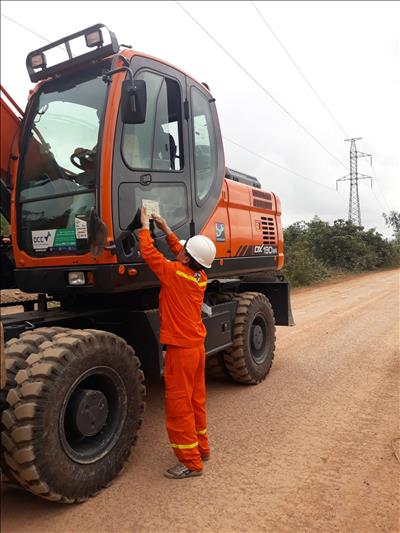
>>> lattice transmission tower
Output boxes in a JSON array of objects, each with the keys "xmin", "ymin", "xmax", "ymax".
[{"xmin": 336, "ymin": 138, "xmax": 372, "ymax": 226}]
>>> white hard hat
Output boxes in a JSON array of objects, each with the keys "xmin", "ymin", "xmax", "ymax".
[{"xmin": 185, "ymin": 235, "xmax": 216, "ymax": 269}]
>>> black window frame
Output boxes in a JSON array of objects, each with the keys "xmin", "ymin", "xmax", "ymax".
[{"xmin": 190, "ymin": 85, "xmax": 218, "ymax": 208}]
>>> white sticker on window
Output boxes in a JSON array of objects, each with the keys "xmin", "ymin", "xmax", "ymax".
[
  {"xmin": 142, "ymin": 199, "xmax": 160, "ymax": 217},
  {"xmin": 75, "ymin": 217, "xmax": 88, "ymax": 239}
]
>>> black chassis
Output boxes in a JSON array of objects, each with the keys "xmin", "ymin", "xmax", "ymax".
[
  {"xmin": 1, "ymin": 278, "xmax": 293, "ymax": 377},
  {"xmin": 1, "ymin": 294, "xmax": 236, "ymax": 378}
]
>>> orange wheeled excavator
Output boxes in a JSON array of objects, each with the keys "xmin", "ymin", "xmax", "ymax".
[{"xmin": 0, "ymin": 23, "xmax": 293, "ymax": 503}]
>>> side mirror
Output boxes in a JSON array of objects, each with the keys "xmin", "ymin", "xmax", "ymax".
[
  {"xmin": 121, "ymin": 79, "xmax": 147, "ymax": 124},
  {"xmin": 88, "ymin": 207, "xmax": 108, "ymax": 257}
]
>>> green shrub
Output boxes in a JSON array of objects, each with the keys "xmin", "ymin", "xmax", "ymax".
[
  {"xmin": 282, "ymin": 243, "xmax": 329, "ymax": 287},
  {"xmin": 282, "ymin": 217, "xmax": 399, "ymax": 287}
]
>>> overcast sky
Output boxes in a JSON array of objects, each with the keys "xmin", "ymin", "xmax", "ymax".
[{"xmin": 1, "ymin": 1, "xmax": 399, "ymax": 237}]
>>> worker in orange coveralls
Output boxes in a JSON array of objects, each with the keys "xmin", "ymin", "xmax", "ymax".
[{"xmin": 138, "ymin": 208, "xmax": 216, "ymax": 479}]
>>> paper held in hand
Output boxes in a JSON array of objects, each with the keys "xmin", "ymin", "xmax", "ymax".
[{"xmin": 142, "ymin": 199, "xmax": 160, "ymax": 217}]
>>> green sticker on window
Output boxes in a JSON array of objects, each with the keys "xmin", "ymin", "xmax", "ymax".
[{"xmin": 53, "ymin": 228, "xmax": 76, "ymax": 247}]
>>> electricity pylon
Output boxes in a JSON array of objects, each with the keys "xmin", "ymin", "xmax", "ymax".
[{"xmin": 336, "ymin": 138, "xmax": 372, "ymax": 226}]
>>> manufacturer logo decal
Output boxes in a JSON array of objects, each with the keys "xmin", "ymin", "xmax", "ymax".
[
  {"xmin": 32, "ymin": 228, "xmax": 77, "ymax": 252},
  {"xmin": 32, "ymin": 229, "xmax": 56, "ymax": 250},
  {"xmin": 254, "ymin": 245, "xmax": 277, "ymax": 255},
  {"xmin": 215, "ymin": 222, "xmax": 225, "ymax": 242},
  {"xmin": 235, "ymin": 244, "xmax": 278, "ymax": 256}
]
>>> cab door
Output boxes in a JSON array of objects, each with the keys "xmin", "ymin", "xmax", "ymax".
[
  {"xmin": 111, "ymin": 56, "xmax": 192, "ymax": 262},
  {"xmin": 185, "ymin": 79, "xmax": 227, "ymax": 257}
]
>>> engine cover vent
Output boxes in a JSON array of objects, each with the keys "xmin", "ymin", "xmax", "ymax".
[
  {"xmin": 252, "ymin": 189, "xmax": 272, "ymax": 210},
  {"xmin": 252, "ymin": 189, "xmax": 272, "ymax": 201},
  {"xmin": 261, "ymin": 216, "xmax": 277, "ymax": 245},
  {"xmin": 253, "ymin": 199, "xmax": 273, "ymax": 210}
]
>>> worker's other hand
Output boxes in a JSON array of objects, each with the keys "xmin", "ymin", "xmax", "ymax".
[
  {"xmin": 71, "ymin": 147, "xmax": 96, "ymax": 171},
  {"xmin": 140, "ymin": 207, "xmax": 150, "ymax": 229},
  {"xmin": 151, "ymin": 214, "xmax": 171, "ymax": 235}
]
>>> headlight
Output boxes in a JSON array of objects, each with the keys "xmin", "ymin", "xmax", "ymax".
[
  {"xmin": 68, "ymin": 272, "xmax": 86, "ymax": 286},
  {"xmin": 30, "ymin": 53, "xmax": 46, "ymax": 69},
  {"xmin": 85, "ymin": 29, "xmax": 104, "ymax": 48}
]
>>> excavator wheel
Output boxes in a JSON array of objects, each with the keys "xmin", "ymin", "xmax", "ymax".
[
  {"xmin": 0, "ymin": 323, "xmax": 5, "ymax": 390},
  {"xmin": 1, "ymin": 327, "xmax": 71, "ymax": 488},
  {"xmin": 1, "ymin": 329, "xmax": 145, "ymax": 503},
  {"xmin": 0, "ymin": 323, "xmax": 12, "ymax": 487},
  {"xmin": 205, "ymin": 351, "xmax": 227, "ymax": 380},
  {"xmin": 223, "ymin": 292, "xmax": 276, "ymax": 385}
]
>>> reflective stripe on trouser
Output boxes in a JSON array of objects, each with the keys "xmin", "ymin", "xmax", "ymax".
[{"xmin": 164, "ymin": 344, "xmax": 210, "ymax": 471}]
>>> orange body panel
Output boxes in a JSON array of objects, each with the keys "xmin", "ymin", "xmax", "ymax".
[
  {"xmin": 200, "ymin": 178, "xmax": 284, "ymax": 269},
  {"xmin": 274, "ymin": 193, "xmax": 284, "ymax": 269},
  {"xmin": 0, "ymin": 85, "xmax": 22, "ymax": 183}
]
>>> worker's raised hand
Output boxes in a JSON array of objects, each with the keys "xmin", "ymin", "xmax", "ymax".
[
  {"xmin": 151, "ymin": 215, "xmax": 171, "ymax": 235},
  {"xmin": 140, "ymin": 207, "xmax": 150, "ymax": 229}
]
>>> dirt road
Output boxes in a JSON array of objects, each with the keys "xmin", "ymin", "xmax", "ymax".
[{"xmin": 1, "ymin": 269, "xmax": 399, "ymax": 533}]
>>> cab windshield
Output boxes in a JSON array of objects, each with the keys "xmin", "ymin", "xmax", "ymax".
[{"xmin": 18, "ymin": 69, "xmax": 108, "ymax": 255}]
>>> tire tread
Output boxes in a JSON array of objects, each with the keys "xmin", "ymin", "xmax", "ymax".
[
  {"xmin": 223, "ymin": 292, "xmax": 276, "ymax": 385},
  {"xmin": 2, "ymin": 328, "xmax": 145, "ymax": 503}
]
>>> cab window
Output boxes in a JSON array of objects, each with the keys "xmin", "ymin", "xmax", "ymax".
[
  {"xmin": 191, "ymin": 87, "xmax": 217, "ymax": 204},
  {"xmin": 121, "ymin": 71, "xmax": 183, "ymax": 171},
  {"xmin": 118, "ymin": 182, "xmax": 188, "ymax": 235}
]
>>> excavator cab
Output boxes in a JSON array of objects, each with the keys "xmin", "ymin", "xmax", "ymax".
[{"xmin": 11, "ymin": 23, "xmax": 234, "ymax": 294}]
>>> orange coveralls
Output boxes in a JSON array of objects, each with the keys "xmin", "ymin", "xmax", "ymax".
[{"xmin": 138, "ymin": 228, "xmax": 209, "ymax": 471}]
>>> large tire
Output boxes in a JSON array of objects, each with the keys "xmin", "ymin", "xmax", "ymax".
[
  {"xmin": 1, "ymin": 327, "xmax": 70, "ymax": 487},
  {"xmin": 223, "ymin": 292, "xmax": 276, "ymax": 385},
  {"xmin": 205, "ymin": 352, "xmax": 227, "ymax": 380},
  {"xmin": 3, "ymin": 328, "xmax": 70, "ymax": 393},
  {"xmin": 1, "ymin": 329, "xmax": 145, "ymax": 503},
  {"xmin": 0, "ymin": 323, "xmax": 5, "ymax": 390}
]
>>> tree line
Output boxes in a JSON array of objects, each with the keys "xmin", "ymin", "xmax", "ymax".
[{"xmin": 282, "ymin": 212, "xmax": 400, "ymax": 286}]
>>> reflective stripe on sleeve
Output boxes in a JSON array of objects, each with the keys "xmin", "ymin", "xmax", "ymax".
[
  {"xmin": 176, "ymin": 270, "xmax": 207, "ymax": 287},
  {"xmin": 197, "ymin": 428, "xmax": 207, "ymax": 435},
  {"xmin": 170, "ymin": 440, "xmax": 199, "ymax": 450}
]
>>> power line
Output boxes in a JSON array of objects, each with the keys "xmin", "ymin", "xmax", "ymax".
[
  {"xmin": 1, "ymin": 13, "xmax": 65, "ymax": 51},
  {"xmin": 176, "ymin": 1, "xmax": 349, "ymax": 171},
  {"xmin": 370, "ymin": 164, "xmax": 392, "ymax": 212},
  {"xmin": 250, "ymin": 1, "xmax": 349, "ymax": 139},
  {"xmin": 360, "ymin": 138, "xmax": 392, "ymax": 212},
  {"xmin": 368, "ymin": 183, "xmax": 386, "ymax": 215},
  {"xmin": 223, "ymin": 136, "xmax": 338, "ymax": 192}
]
